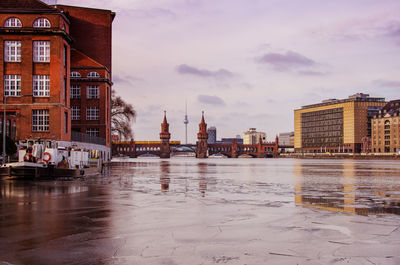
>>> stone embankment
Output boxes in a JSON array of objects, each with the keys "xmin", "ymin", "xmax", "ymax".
[{"xmin": 280, "ymin": 153, "xmax": 400, "ymax": 160}]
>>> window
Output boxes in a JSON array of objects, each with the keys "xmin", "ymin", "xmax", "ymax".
[
  {"xmin": 86, "ymin": 106, "xmax": 99, "ymax": 120},
  {"xmin": 87, "ymin": 128, "xmax": 99, "ymax": 137},
  {"xmin": 4, "ymin": 41, "xmax": 21, "ymax": 62},
  {"xmin": 4, "ymin": 18, "xmax": 22, "ymax": 27},
  {"xmin": 33, "ymin": 18, "xmax": 51, "ymax": 28},
  {"xmin": 63, "ymin": 78, "xmax": 66, "ymax": 100},
  {"xmin": 33, "ymin": 41, "xmax": 50, "ymax": 62},
  {"xmin": 64, "ymin": 112, "xmax": 68, "ymax": 133},
  {"xmin": 70, "ymin": 71, "xmax": 81, "ymax": 78},
  {"xmin": 70, "ymin": 85, "xmax": 80, "ymax": 99},
  {"xmin": 87, "ymin": 85, "xmax": 99, "ymax": 99},
  {"xmin": 4, "ymin": 75, "xmax": 21, "ymax": 96},
  {"xmin": 0, "ymin": 120, "xmax": 2, "ymax": 134},
  {"xmin": 32, "ymin": 109, "xmax": 49, "ymax": 131},
  {"xmin": 63, "ymin": 45, "xmax": 67, "ymax": 67},
  {"xmin": 33, "ymin": 75, "xmax": 50, "ymax": 97},
  {"xmin": 71, "ymin": 106, "xmax": 80, "ymax": 120},
  {"xmin": 87, "ymin": 71, "xmax": 99, "ymax": 78}
]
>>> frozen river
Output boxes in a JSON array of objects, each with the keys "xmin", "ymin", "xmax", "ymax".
[{"xmin": 1, "ymin": 158, "xmax": 400, "ymax": 264}]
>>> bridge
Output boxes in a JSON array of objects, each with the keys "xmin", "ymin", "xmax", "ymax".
[{"xmin": 112, "ymin": 112, "xmax": 278, "ymax": 158}]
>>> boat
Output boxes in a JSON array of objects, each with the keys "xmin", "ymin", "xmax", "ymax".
[
  {"xmin": 0, "ymin": 139, "xmax": 103, "ymax": 179},
  {"xmin": 208, "ymin": 153, "xmax": 227, "ymax": 158}
]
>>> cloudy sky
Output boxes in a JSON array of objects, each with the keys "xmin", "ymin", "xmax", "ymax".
[{"xmin": 59, "ymin": 0, "xmax": 400, "ymax": 143}]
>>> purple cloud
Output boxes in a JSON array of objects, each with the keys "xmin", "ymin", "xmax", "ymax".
[
  {"xmin": 256, "ymin": 51, "xmax": 315, "ymax": 71},
  {"xmin": 198, "ymin": 95, "xmax": 225, "ymax": 106},
  {"xmin": 297, "ymin": 70, "xmax": 328, "ymax": 76},
  {"xmin": 177, "ymin": 64, "xmax": 234, "ymax": 79},
  {"xmin": 113, "ymin": 74, "xmax": 143, "ymax": 85}
]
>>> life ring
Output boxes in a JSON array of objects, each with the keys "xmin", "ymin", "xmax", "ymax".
[
  {"xmin": 43, "ymin": 152, "xmax": 51, "ymax": 162},
  {"xmin": 24, "ymin": 154, "xmax": 30, "ymax": 161}
]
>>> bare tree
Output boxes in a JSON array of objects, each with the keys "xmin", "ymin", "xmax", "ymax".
[{"xmin": 111, "ymin": 90, "xmax": 136, "ymax": 140}]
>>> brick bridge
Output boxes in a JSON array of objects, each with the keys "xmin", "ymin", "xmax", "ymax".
[{"xmin": 112, "ymin": 112, "xmax": 278, "ymax": 158}]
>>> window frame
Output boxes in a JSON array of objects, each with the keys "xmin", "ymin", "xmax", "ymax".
[
  {"xmin": 71, "ymin": 106, "xmax": 80, "ymax": 120},
  {"xmin": 33, "ymin": 41, "xmax": 50, "ymax": 62},
  {"xmin": 87, "ymin": 71, "xmax": 100, "ymax": 78},
  {"xmin": 70, "ymin": 85, "xmax": 81, "ymax": 99},
  {"xmin": 33, "ymin": 75, "xmax": 50, "ymax": 97},
  {"xmin": 86, "ymin": 128, "xmax": 100, "ymax": 137},
  {"xmin": 70, "ymin": 71, "xmax": 81, "ymax": 78},
  {"xmin": 4, "ymin": 75, "xmax": 21, "ymax": 97},
  {"xmin": 33, "ymin": 18, "xmax": 51, "ymax": 28},
  {"xmin": 32, "ymin": 109, "xmax": 49, "ymax": 132},
  {"xmin": 87, "ymin": 85, "xmax": 99, "ymax": 99},
  {"xmin": 4, "ymin": 40, "xmax": 21, "ymax": 62},
  {"xmin": 86, "ymin": 106, "xmax": 99, "ymax": 120},
  {"xmin": 4, "ymin": 18, "xmax": 22, "ymax": 27}
]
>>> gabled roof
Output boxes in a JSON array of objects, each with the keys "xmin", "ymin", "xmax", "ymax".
[
  {"xmin": 0, "ymin": 0, "xmax": 58, "ymax": 13},
  {"xmin": 70, "ymin": 48, "xmax": 105, "ymax": 69}
]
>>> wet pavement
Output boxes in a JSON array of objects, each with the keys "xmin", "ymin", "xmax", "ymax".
[{"xmin": 1, "ymin": 158, "xmax": 400, "ymax": 264}]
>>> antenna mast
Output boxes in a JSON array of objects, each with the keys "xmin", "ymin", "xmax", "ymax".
[{"xmin": 183, "ymin": 99, "xmax": 189, "ymax": 144}]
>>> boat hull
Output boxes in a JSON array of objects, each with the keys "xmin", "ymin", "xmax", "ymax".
[{"xmin": 0, "ymin": 162, "xmax": 101, "ymax": 179}]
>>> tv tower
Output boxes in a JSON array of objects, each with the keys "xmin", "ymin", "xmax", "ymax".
[{"xmin": 183, "ymin": 100, "xmax": 189, "ymax": 144}]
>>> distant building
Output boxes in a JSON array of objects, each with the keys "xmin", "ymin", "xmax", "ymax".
[
  {"xmin": 220, "ymin": 137, "xmax": 243, "ymax": 144},
  {"xmin": 243, "ymin": 128, "xmax": 266, "ymax": 144},
  {"xmin": 371, "ymin": 100, "xmax": 400, "ymax": 153},
  {"xmin": 294, "ymin": 93, "xmax": 386, "ymax": 153},
  {"xmin": 279, "ymin": 132, "xmax": 294, "ymax": 146},
  {"xmin": 207, "ymin": 126, "xmax": 217, "ymax": 144}
]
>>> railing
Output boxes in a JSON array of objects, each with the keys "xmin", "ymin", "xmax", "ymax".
[{"xmin": 71, "ymin": 131, "xmax": 106, "ymax": 146}]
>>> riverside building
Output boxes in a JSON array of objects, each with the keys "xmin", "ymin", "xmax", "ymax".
[
  {"xmin": 371, "ymin": 100, "xmax": 400, "ymax": 153},
  {"xmin": 0, "ymin": 0, "xmax": 114, "ymax": 160},
  {"xmin": 243, "ymin": 128, "xmax": 266, "ymax": 144},
  {"xmin": 294, "ymin": 93, "xmax": 386, "ymax": 154}
]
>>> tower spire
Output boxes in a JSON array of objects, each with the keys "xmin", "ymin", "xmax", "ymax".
[{"xmin": 183, "ymin": 99, "xmax": 189, "ymax": 144}]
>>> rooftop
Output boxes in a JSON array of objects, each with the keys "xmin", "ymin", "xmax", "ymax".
[
  {"xmin": 300, "ymin": 93, "xmax": 385, "ymax": 110},
  {"xmin": 0, "ymin": 0, "xmax": 59, "ymax": 13}
]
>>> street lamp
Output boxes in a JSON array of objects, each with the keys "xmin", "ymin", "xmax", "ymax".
[{"xmin": 2, "ymin": 94, "xmax": 7, "ymax": 165}]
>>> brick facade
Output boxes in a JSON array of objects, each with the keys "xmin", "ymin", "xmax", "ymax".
[{"xmin": 0, "ymin": 0, "xmax": 114, "ymax": 158}]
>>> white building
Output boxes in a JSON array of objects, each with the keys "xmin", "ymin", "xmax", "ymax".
[{"xmin": 243, "ymin": 128, "xmax": 266, "ymax": 144}]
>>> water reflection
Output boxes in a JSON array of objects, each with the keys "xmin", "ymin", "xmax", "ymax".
[
  {"xmin": 160, "ymin": 161, "xmax": 170, "ymax": 191},
  {"xmin": 0, "ymin": 179, "xmax": 113, "ymax": 264},
  {"xmin": 294, "ymin": 161, "xmax": 400, "ymax": 216},
  {"xmin": 198, "ymin": 163, "xmax": 208, "ymax": 196}
]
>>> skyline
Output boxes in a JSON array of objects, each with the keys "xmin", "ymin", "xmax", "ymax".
[{"xmin": 58, "ymin": 0, "xmax": 400, "ymax": 142}]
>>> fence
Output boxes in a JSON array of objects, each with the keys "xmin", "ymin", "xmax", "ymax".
[{"xmin": 71, "ymin": 131, "xmax": 106, "ymax": 146}]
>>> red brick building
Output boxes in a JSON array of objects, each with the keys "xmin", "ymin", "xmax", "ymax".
[{"xmin": 0, "ymin": 0, "xmax": 114, "ymax": 160}]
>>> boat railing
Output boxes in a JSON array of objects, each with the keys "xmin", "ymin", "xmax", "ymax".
[{"xmin": 71, "ymin": 131, "xmax": 106, "ymax": 146}]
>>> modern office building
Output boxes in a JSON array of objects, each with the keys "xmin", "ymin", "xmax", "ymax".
[
  {"xmin": 294, "ymin": 93, "xmax": 386, "ymax": 153},
  {"xmin": 371, "ymin": 100, "xmax": 400, "ymax": 153},
  {"xmin": 207, "ymin": 126, "xmax": 216, "ymax": 144},
  {"xmin": 0, "ymin": 0, "xmax": 114, "ymax": 160},
  {"xmin": 243, "ymin": 128, "xmax": 266, "ymax": 144}
]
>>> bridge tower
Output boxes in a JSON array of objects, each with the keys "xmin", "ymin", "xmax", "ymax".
[
  {"xmin": 159, "ymin": 111, "xmax": 171, "ymax": 158},
  {"xmin": 196, "ymin": 111, "xmax": 209, "ymax": 158}
]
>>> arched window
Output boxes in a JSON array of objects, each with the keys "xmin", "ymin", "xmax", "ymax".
[
  {"xmin": 33, "ymin": 18, "xmax": 51, "ymax": 28},
  {"xmin": 70, "ymin": 71, "xmax": 81, "ymax": 78},
  {"xmin": 4, "ymin": 18, "xmax": 22, "ymax": 27},
  {"xmin": 87, "ymin": 71, "xmax": 100, "ymax": 78}
]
